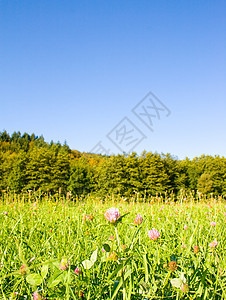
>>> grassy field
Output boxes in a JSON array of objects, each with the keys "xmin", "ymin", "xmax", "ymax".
[{"xmin": 0, "ymin": 192, "xmax": 225, "ymax": 299}]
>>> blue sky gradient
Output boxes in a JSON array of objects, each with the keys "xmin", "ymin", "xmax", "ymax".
[{"xmin": 0, "ymin": 0, "xmax": 225, "ymax": 159}]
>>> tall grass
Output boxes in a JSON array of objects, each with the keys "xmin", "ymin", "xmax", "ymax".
[{"xmin": 0, "ymin": 191, "xmax": 225, "ymax": 299}]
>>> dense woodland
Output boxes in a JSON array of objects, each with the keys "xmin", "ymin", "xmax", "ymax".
[{"xmin": 0, "ymin": 131, "xmax": 225, "ymax": 197}]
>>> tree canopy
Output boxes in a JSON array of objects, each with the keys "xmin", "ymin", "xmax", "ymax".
[{"xmin": 0, "ymin": 131, "xmax": 225, "ymax": 197}]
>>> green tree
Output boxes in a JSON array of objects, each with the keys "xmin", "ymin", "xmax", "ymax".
[
  {"xmin": 7, "ymin": 150, "xmax": 27, "ymax": 192},
  {"xmin": 205, "ymin": 156, "xmax": 226, "ymax": 195},
  {"xmin": 162, "ymin": 153, "xmax": 182, "ymax": 193},
  {"xmin": 96, "ymin": 155, "xmax": 127, "ymax": 196},
  {"xmin": 24, "ymin": 145, "xmax": 70, "ymax": 193},
  {"xmin": 140, "ymin": 152, "xmax": 170, "ymax": 195},
  {"xmin": 197, "ymin": 173, "xmax": 213, "ymax": 194},
  {"xmin": 68, "ymin": 159, "xmax": 91, "ymax": 196},
  {"xmin": 124, "ymin": 152, "xmax": 142, "ymax": 195}
]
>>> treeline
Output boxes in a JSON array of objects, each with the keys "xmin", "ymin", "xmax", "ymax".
[{"xmin": 0, "ymin": 131, "xmax": 225, "ymax": 197}]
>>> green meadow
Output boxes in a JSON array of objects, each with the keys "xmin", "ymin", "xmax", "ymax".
[{"xmin": 0, "ymin": 192, "xmax": 225, "ymax": 299}]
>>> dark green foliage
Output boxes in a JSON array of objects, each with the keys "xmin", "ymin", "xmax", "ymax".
[
  {"xmin": 0, "ymin": 131, "xmax": 225, "ymax": 197},
  {"xmin": 68, "ymin": 158, "xmax": 93, "ymax": 196},
  {"xmin": 140, "ymin": 152, "xmax": 170, "ymax": 195},
  {"xmin": 7, "ymin": 150, "xmax": 27, "ymax": 192},
  {"xmin": 197, "ymin": 173, "xmax": 213, "ymax": 194},
  {"xmin": 24, "ymin": 145, "xmax": 70, "ymax": 193},
  {"xmin": 96, "ymin": 154, "xmax": 128, "ymax": 196},
  {"xmin": 0, "ymin": 131, "xmax": 70, "ymax": 193},
  {"xmin": 124, "ymin": 153, "xmax": 143, "ymax": 195},
  {"xmin": 0, "ymin": 130, "xmax": 11, "ymax": 142}
]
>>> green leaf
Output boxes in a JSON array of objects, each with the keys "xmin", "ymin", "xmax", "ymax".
[
  {"xmin": 41, "ymin": 264, "xmax": 48, "ymax": 279},
  {"xmin": 103, "ymin": 243, "xmax": 111, "ymax": 252},
  {"xmin": 101, "ymin": 257, "xmax": 107, "ymax": 263},
  {"xmin": 52, "ymin": 260, "xmax": 61, "ymax": 268},
  {"xmin": 111, "ymin": 270, "xmax": 132, "ymax": 300},
  {"xmin": 82, "ymin": 260, "xmax": 94, "ymax": 269},
  {"xmin": 180, "ymin": 272, "xmax": 186, "ymax": 283},
  {"xmin": 107, "ymin": 263, "xmax": 124, "ymax": 281},
  {"xmin": 48, "ymin": 274, "xmax": 63, "ymax": 288},
  {"xmin": 170, "ymin": 255, "xmax": 177, "ymax": 262},
  {"xmin": 143, "ymin": 254, "xmax": 149, "ymax": 283},
  {"xmin": 113, "ymin": 280, "xmax": 119, "ymax": 292},
  {"xmin": 170, "ymin": 278, "xmax": 181, "ymax": 288},
  {"xmin": 197, "ymin": 283, "xmax": 203, "ymax": 296},
  {"xmin": 26, "ymin": 273, "xmax": 42, "ymax": 286},
  {"xmin": 116, "ymin": 212, "xmax": 130, "ymax": 224},
  {"xmin": 90, "ymin": 248, "xmax": 98, "ymax": 263}
]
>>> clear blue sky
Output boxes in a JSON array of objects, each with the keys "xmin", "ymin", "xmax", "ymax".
[{"xmin": 0, "ymin": 0, "xmax": 225, "ymax": 159}]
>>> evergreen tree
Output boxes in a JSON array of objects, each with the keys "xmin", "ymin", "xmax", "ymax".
[
  {"xmin": 0, "ymin": 130, "xmax": 225, "ymax": 197},
  {"xmin": 68, "ymin": 159, "xmax": 91, "ymax": 196},
  {"xmin": 96, "ymin": 155, "xmax": 127, "ymax": 196},
  {"xmin": 140, "ymin": 152, "xmax": 170, "ymax": 195},
  {"xmin": 124, "ymin": 153, "xmax": 142, "ymax": 195}
]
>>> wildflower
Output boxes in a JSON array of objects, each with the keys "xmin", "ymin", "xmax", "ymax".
[
  {"xmin": 86, "ymin": 214, "xmax": 94, "ymax": 221},
  {"xmin": 108, "ymin": 252, "xmax": 118, "ymax": 262},
  {"xmin": 109, "ymin": 235, "xmax": 115, "ymax": 241},
  {"xmin": 19, "ymin": 264, "xmax": 29, "ymax": 275},
  {"xmin": 104, "ymin": 208, "xmax": 121, "ymax": 224},
  {"xmin": 74, "ymin": 267, "xmax": 81, "ymax": 275},
  {"xmin": 194, "ymin": 245, "xmax": 199, "ymax": 254},
  {"xmin": 210, "ymin": 221, "xmax": 216, "ymax": 227},
  {"xmin": 134, "ymin": 214, "xmax": 143, "ymax": 225},
  {"xmin": 83, "ymin": 214, "xmax": 92, "ymax": 221},
  {"xmin": 209, "ymin": 240, "xmax": 218, "ymax": 248},
  {"xmin": 59, "ymin": 258, "xmax": 69, "ymax": 270},
  {"xmin": 33, "ymin": 291, "xmax": 43, "ymax": 300},
  {"xmin": 148, "ymin": 229, "xmax": 160, "ymax": 241},
  {"xmin": 183, "ymin": 225, "xmax": 188, "ymax": 230},
  {"xmin": 168, "ymin": 261, "xmax": 177, "ymax": 271},
  {"xmin": 181, "ymin": 244, "xmax": 187, "ymax": 249},
  {"xmin": 180, "ymin": 283, "xmax": 189, "ymax": 293},
  {"xmin": 4, "ymin": 211, "xmax": 8, "ymax": 215}
]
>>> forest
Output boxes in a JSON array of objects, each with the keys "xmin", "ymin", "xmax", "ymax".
[{"xmin": 0, "ymin": 131, "xmax": 225, "ymax": 197}]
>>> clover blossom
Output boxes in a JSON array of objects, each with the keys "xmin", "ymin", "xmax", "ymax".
[
  {"xmin": 148, "ymin": 228, "xmax": 160, "ymax": 241},
  {"xmin": 104, "ymin": 208, "xmax": 121, "ymax": 224}
]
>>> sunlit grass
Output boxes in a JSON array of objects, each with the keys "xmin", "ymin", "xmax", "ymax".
[{"xmin": 0, "ymin": 191, "xmax": 225, "ymax": 299}]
